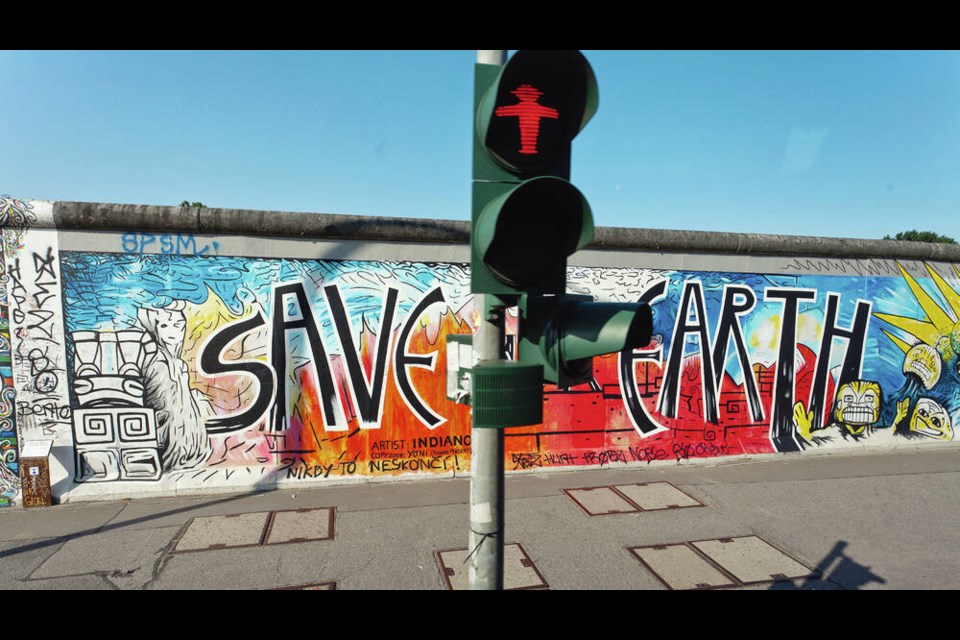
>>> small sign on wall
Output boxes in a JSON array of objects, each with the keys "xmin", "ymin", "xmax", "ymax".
[{"xmin": 19, "ymin": 440, "xmax": 53, "ymax": 508}]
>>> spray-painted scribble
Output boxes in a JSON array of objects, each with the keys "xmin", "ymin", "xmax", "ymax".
[
  {"xmin": 7, "ymin": 243, "xmax": 71, "ymax": 436},
  {"xmin": 121, "ymin": 232, "xmax": 220, "ymax": 256},
  {"xmin": 0, "ymin": 196, "xmax": 37, "ymax": 261},
  {"xmin": 2, "ymin": 218, "xmax": 73, "ymax": 503}
]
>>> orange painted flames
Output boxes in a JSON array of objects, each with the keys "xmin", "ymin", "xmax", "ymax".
[{"xmin": 288, "ymin": 305, "xmax": 473, "ymax": 477}]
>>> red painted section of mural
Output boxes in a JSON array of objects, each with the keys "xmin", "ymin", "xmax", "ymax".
[{"xmin": 278, "ymin": 307, "xmax": 473, "ymax": 479}]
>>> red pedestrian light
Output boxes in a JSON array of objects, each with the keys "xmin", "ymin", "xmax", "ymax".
[
  {"xmin": 476, "ymin": 50, "xmax": 597, "ymax": 178},
  {"xmin": 493, "ymin": 84, "xmax": 559, "ymax": 156},
  {"xmin": 472, "ymin": 50, "xmax": 598, "ymax": 296}
]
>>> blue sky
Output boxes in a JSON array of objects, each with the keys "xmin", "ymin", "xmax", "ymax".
[{"xmin": 2, "ymin": 50, "xmax": 958, "ymax": 240}]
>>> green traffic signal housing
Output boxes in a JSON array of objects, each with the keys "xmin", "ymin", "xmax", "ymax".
[
  {"xmin": 466, "ymin": 49, "xmax": 646, "ymax": 424},
  {"xmin": 519, "ymin": 294, "xmax": 653, "ymax": 388},
  {"xmin": 471, "ymin": 50, "xmax": 599, "ymax": 297},
  {"xmin": 472, "ymin": 177, "xmax": 593, "ymax": 295}
]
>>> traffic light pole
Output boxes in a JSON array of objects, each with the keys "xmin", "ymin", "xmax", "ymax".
[
  {"xmin": 465, "ymin": 48, "xmax": 649, "ymax": 590},
  {"xmin": 477, "ymin": 49, "xmax": 506, "ymax": 66},
  {"xmin": 468, "ymin": 49, "xmax": 508, "ymax": 592},
  {"xmin": 468, "ymin": 294, "xmax": 506, "ymax": 590}
]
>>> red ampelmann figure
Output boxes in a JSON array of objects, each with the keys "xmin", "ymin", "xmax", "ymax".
[{"xmin": 494, "ymin": 84, "xmax": 559, "ymax": 155}]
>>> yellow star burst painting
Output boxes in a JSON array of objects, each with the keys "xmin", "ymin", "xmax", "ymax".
[{"xmin": 873, "ymin": 262, "xmax": 960, "ymax": 387}]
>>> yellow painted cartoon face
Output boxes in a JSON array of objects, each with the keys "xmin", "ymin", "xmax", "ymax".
[
  {"xmin": 832, "ymin": 381, "xmax": 881, "ymax": 434},
  {"xmin": 903, "ymin": 343, "xmax": 942, "ymax": 390},
  {"xmin": 909, "ymin": 398, "xmax": 953, "ymax": 441}
]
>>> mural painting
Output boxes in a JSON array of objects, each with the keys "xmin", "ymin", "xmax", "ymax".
[
  {"xmin": 0, "ymin": 214, "xmax": 958, "ymax": 502},
  {"xmin": 59, "ymin": 254, "xmax": 474, "ymax": 486}
]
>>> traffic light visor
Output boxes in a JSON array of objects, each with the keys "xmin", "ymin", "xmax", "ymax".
[
  {"xmin": 519, "ymin": 295, "xmax": 653, "ymax": 387},
  {"xmin": 475, "ymin": 177, "xmax": 593, "ymax": 292}
]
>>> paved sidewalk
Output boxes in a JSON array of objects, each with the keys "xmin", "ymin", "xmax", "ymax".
[{"xmin": 1, "ymin": 447, "xmax": 958, "ymax": 590}]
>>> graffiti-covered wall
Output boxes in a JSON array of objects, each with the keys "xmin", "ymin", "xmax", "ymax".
[{"xmin": 2, "ymin": 199, "xmax": 959, "ymax": 504}]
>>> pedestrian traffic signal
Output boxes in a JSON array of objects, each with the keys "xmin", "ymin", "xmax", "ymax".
[
  {"xmin": 476, "ymin": 50, "xmax": 597, "ymax": 180},
  {"xmin": 468, "ymin": 49, "xmax": 652, "ymax": 397},
  {"xmin": 472, "ymin": 50, "xmax": 597, "ymax": 297},
  {"xmin": 519, "ymin": 295, "xmax": 653, "ymax": 387}
]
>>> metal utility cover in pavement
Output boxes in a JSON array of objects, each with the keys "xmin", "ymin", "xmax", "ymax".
[
  {"xmin": 172, "ymin": 512, "xmax": 271, "ymax": 553},
  {"xmin": 265, "ymin": 508, "xmax": 335, "ymax": 545},
  {"xmin": 564, "ymin": 486, "xmax": 639, "ymax": 515},
  {"xmin": 436, "ymin": 543, "xmax": 548, "ymax": 590},
  {"xmin": 692, "ymin": 536, "xmax": 813, "ymax": 584},
  {"xmin": 630, "ymin": 544, "xmax": 737, "ymax": 590},
  {"xmin": 613, "ymin": 482, "xmax": 703, "ymax": 510}
]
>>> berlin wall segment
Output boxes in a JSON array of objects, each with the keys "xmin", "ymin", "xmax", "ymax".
[{"xmin": 1, "ymin": 198, "xmax": 959, "ymax": 505}]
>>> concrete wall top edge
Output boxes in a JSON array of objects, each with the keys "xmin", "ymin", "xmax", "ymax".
[
  {"xmin": 7, "ymin": 200, "xmax": 959, "ymax": 262},
  {"xmin": 49, "ymin": 201, "xmax": 471, "ymax": 244},
  {"xmin": 589, "ymin": 226, "xmax": 960, "ymax": 261}
]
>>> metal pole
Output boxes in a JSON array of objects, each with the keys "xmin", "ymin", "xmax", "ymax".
[
  {"xmin": 477, "ymin": 49, "xmax": 506, "ymax": 66},
  {"xmin": 468, "ymin": 49, "xmax": 507, "ymax": 591},
  {"xmin": 468, "ymin": 295, "xmax": 505, "ymax": 590}
]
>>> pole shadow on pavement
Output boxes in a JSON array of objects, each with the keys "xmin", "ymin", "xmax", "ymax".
[{"xmin": 769, "ymin": 540, "xmax": 886, "ymax": 590}]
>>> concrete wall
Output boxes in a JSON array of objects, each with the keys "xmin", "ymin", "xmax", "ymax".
[{"xmin": 2, "ymin": 196, "xmax": 960, "ymax": 505}]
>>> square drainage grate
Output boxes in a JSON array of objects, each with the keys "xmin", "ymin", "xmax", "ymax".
[
  {"xmin": 613, "ymin": 482, "xmax": 703, "ymax": 510},
  {"xmin": 564, "ymin": 486, "xmax": 640, "ymax": 515},
  {"xmin": 565, "ymin": 482, "xmax": 702, "ymax": 515},
  {"xmin": 436, "ymin": 543, "xmax": 548, "ymax": 590},
  {"xmin": 172, "ymin": 507, "xmax": 336, "ymax": 553},
  {"xmin": 265, "ymin": 508, "xmax": 335, "ymax": 545},
  {"xmin": 629, "ymin": 536, "xmax": 814, "ymax": 589},
  {"xmin": 173, "ymin": 512, "xmax": 271, "ymax": 553},
  {"xmin": 692, "ymin": 536, "xmax": 814, "ymax": 584},
  {"xmin": 630, "ymin": 543, "xmax": 737, "ymax": 590}
]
